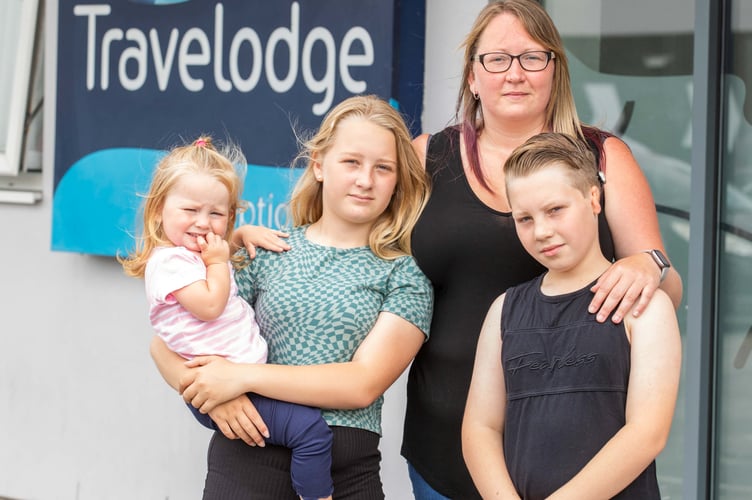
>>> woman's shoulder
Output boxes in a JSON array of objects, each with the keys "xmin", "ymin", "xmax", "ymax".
[
  {"xmin": 600, "ymin": 134, "xmax": 640, "ymax": 176},
  {"xmin": 582, "ymin": 126, "xmax": 635, "ymax": 174},
  {"xmin": 413, "ymin": 127, "xmax": 457, "ymax": 164},
  {"xmin": 601, "ymin": 134, "xmax": 631, "ymax": 154},
  {"xmin": 430, "ymin": 125, "xmax": 460, "ymax": 142},
  {"xmin": 583, "ymin": 127, "xmax": 629, "ymax": 152},
  {"xmin": 420, "ymin": 125, "xmax": 462, "ymax": 176},
  {"xmin": 413, "ymin": 133, "xmax": 431, "ymax": 150}
]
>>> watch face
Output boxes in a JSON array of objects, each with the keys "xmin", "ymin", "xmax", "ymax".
[{"xmin": 652, "ymin": 249, "xmax": 670, "ymax": 268}]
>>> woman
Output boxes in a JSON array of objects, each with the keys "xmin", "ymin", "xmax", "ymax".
[
  {"xmin": 150, "ymin": 95, "xmax": 433, "ymax": 499},
  {"xmin": 401, "ymin": 1, "xmax": 683, "ymax": 498}
]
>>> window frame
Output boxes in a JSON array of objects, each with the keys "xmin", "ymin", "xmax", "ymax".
[{"xmin": 0, "ymin": 0, "xmax": 40, "ymax": 177}]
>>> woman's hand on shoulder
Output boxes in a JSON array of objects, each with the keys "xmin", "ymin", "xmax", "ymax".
[
  {"xmin": 590, "ymin": 252, "xmax": 661, "ymax": 324},
  {"xmin": 232, "ymin": 225, "xmax": 290, "ymax": 259}
]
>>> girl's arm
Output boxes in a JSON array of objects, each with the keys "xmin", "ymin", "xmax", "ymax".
[
  {"xmin": 462, "ymin": 294, "xmax": 521, "ymax": 499},
  {"xmin": 231, "ymin": 225, "xmax": 290, "ymax": 258},
  {"xmin": 589, "ymin": 137, "xmax": 683, "ymax": 323},
  {"xmin": 179, "ymin": 311, "xmax": 426, "ymax": 413},
  {"xmin": 547, "ymin": 290, "xmax": 682, "ymax": 499},
  {"xmin": 149, "ymin": 337, "xmax": 269, "ymax": 446},
  {"xmin": 172, "ymin": 232, "xmax": 230, "ymax": 321}
]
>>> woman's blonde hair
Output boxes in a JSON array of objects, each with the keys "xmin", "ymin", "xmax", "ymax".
[
  {"xmin": 288, "ymin": 95, "xmax": 430, "ymax": 259},
  {"xmin": 459, "ymin": 0, "xmax": 585, "ymax": 191},
  {"xmin": 119, "ymin": 136, "xmax": 246, "ymax": 278}
]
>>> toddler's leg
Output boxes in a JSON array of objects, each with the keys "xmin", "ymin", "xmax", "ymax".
[
  {"xmin": 187, "ymin": 402, "xmax": 217, "ymax": 430},
  {"xmin": 249, "ymin": 394, "xmax": 333, "ymax": 500}
]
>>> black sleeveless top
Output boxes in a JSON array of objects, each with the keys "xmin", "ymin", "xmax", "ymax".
[
  {"xmin": 402, "ymin": 126, "xmax": 615, "ymax": 497},
  {"xmin": 501, "ymin": 276, "xmax": 659, "ymax": 499}
]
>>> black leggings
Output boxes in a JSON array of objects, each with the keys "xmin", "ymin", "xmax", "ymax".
[{"xmin": 203, "ymin": 426, "xmax": 384, "ymax": 500}]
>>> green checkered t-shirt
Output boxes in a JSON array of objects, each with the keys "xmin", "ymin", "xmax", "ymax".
[{"xmin": 235, "ymin": 225, "xmax": 433, "ymax": 435}]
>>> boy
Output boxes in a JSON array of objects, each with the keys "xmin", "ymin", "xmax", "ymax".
[{"xmin": 462, "ymin": 132, "xmax": 681, "ymax": 499}]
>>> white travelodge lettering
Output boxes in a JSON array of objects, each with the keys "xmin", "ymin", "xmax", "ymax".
[
  {"xmin": 73, "ymin": 2, "xmax": 377, "ymax": 115},
  {"xmin": 72, "ymin": 4, "xmax": 111, "ymax": 90}
]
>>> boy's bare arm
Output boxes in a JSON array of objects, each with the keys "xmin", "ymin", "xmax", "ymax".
[{"xmin": 462, "ymin": 294, "xmax": 521, "ymax": 499}]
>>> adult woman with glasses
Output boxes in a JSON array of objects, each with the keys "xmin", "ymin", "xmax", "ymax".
[{"xmin": 401, "ymin": 1, "xmax": 683, "ymax": 498}]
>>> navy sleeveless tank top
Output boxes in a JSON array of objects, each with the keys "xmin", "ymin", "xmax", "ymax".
[{"xmin": 501, "ymin": 275, "xmax": 660, "ymax": 499}]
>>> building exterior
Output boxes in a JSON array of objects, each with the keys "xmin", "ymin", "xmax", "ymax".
[{"xmin": 0, "ymin": 1, "xmax": 748, "ymax": 498}]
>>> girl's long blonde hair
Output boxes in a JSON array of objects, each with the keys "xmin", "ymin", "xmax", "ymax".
[
  {"xmin": 119, "ymin": 136, "xmax": 246, "ymax": 278},
  {"xmin": 288, "ymin": 95, "xmax": 430, "ymax": 259}
]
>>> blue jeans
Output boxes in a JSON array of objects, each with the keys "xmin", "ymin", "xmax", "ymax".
[{"xmin": 408, "ymin": 462, "xmax": 451, "ymax": 500}]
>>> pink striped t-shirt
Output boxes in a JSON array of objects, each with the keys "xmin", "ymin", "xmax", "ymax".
[{"xmin": 145, "ymin": 246, "xmax": 267, "ymax": 364}]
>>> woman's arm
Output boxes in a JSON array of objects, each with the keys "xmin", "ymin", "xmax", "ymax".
[
  {"xmin": 548, "ymin": 290, "xmax": 682, "ymax": 499},
  {"xmin": 590, "ymin": 137, "xmax": 683, "ymax": 323},
  {"xmin": 207, "ymin": 396, "xmax": 270, "ymax": 446},
  {"xmin": 462, "ymin": 295, "xmax": 521, "ymax": 499},
  {"xmin": 181, "ymin": 311, "xmax": 426, "ymax": 414},
  {"xmin": 150, "ymin": 337, "xmax": 270, "ymax": 446}
]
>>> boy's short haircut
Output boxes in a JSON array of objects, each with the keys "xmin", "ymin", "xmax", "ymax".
[{"xmin": 504, "ymin": 132, "xmax": 599, "ymax": 196}]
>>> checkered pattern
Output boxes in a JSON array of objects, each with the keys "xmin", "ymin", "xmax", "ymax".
[{"xmin": 236, "ymin": 226, "xmax": 433, "ymax": 434}]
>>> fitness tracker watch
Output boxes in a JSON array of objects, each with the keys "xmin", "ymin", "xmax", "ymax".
[{"xmin": 644, "ymin": 249, "xmax": 671, "ymax": 283}]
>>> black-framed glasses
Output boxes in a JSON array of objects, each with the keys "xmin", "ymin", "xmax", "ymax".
[{"xmin": 473, "ymin": 51, "xmax": 555, "ymax": 73}]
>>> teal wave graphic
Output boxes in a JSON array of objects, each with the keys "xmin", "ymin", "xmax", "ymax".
[{"xmin": 52, "ymin": 148, "xmax": 301, "ymax": 256}]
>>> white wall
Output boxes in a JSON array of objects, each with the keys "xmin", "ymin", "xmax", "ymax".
[{"xmin": 0, "ymin": 1, "xmax": 484, "ymax": 498}]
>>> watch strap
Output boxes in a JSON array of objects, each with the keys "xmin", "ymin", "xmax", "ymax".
[{"xmin": 644, "ymin": 249, "xmax": 670, "ymax": 283}]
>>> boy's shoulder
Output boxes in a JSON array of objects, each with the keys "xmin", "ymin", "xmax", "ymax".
[
  {"xmin": 624, "ymin": 287, "xmax": 676, "ymax": 332},
  {"xmin": 504, "ymin": 273, "xmax": 545, "ymax": 300}
]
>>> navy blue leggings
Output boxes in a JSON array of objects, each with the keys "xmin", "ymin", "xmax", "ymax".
[{"xmin": 189, "ymin": 393, "xmax": 333, "ymax": 499}]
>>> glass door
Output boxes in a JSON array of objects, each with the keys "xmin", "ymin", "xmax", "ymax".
[{"xmin": 715, "ymin": 1, "xmax": 752, "ymax": 497}]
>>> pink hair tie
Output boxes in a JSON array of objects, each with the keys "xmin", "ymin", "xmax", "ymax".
[{"xmin": 195, "ymin": 139, "xmax": 207, "ymax": 147}]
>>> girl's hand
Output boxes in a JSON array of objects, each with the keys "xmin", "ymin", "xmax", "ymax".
[
  {"xmin": 232, "ymin": 225, "xmax": 290, "ymax": 258},
  {"xmin": 589, "ymin": 252, "xmax": 660, "ymax": 324},
  {"xmin": 208, "ymin": 396, "xmax": 270, "ymax": 447},
  {"xmin": 198, "ymin": 231, "xmax": 230, "ymax": 266},
  {"xmin": 180, "ymin": 356, "xmax": 248, "ymax": 413}
]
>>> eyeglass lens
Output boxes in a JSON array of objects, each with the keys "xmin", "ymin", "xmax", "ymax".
[{"xmin": 479, "ymin": 51, "xmax": 551, "ymax": 72}]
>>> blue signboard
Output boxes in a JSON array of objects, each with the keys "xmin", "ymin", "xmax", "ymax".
[{"xmin": 52, "ymin": 0, "xmax": 425, "ymax": 255}]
